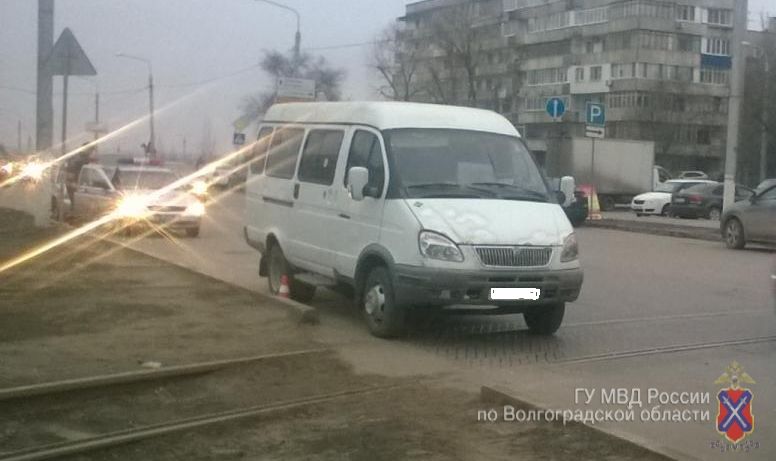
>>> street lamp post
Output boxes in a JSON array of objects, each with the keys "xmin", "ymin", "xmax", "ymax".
[
  {"xmin": 116, "ymin": 53, "xmax": 155, "ymax": 159},
  {"xmin": 722, "ymin": 0, "xmax": 748, "ymax": 212},
  {"xmin": 255, "ymin": 0, "xmax": 301, "ymax": 60},
  {"xmin": 760, "ymin": 51, "xmax": 769, "ymax": 183}
]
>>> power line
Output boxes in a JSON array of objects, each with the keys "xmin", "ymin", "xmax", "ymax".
[{"xmin": 303, "ymin": 39, "xmax": 393, "ymax": 52}]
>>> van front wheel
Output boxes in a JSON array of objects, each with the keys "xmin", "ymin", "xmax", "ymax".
[
  {"xmin": 523, "ymin": 303, "xmax": 565, "ymax": 335},
  {"xmin": 362, "ymin": 267, "xmax": 405, "ymax": 338}
]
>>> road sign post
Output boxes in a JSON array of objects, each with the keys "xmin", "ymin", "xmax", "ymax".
[
  {"xmin": 546, "ymin": 97, "xmax": 566, "ymax": 120},
  {"xmin": 48, "ymin": 28, "xmax": 96, "ymax": 156},
  {"xmin": 585, "ymin": 103, "xmax": 606, "ymax": 188}
]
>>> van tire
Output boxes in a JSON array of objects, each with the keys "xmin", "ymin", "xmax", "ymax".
[
  {"xmin": 523, "ymin": 303, "xmax": 565, "ymax": 335},
  {"xmin": 266, "ymin": 243, "xmax": 316, "ymax": 302},
  {"xmin": 361, "ymin": 266, "xmax": 405, "ymax": 338}
]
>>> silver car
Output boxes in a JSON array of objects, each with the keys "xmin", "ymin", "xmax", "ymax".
[
  {"xmin": 71, "ymin": 164, "xmax": 204, "ymax": 237},
  {"xmin": 721, "ymin": 183, "xmax": 776, "ymax": 249}
]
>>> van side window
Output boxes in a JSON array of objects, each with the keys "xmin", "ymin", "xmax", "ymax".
[
  {"xmin": 298, "ymin": 130, "xmax": 344, "ymax": 185},
  {"xmin": 345, "ymin": 130, "xmax": 385, "ymax": 196},
  {"xmin": 266, "ymin": 127, "xmax": 304, "ymax": 179},
  {"xmin": 249, "ymin": 127, "xmax": 274, "ymax": 175}
]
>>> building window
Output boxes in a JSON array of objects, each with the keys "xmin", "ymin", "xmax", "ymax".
[
  {"xmin": 705, "ymin": 38, "xmax": 730, "ymax": 56},
  {"xmin": 697, "ymin": 128, "xmax": 711, "ymax": 145},
  {"xmin": 700, "ymin": 68, "xmax": 729, "ymax": 85},
  {"xmin": 677, "ymin": 34, "xmax": 701, "ymax": 52},
  {"xmin": 525, "ymin": 67, "xmax": 568, "ymax": 85},
  {"xmin": 575, "ymin": 67, "xmax": 585, "ymax": 82},
  {"xmin": 677, "ymin": 5, "xmax": 695, "ymax": 22},
  {"xmin": 590, "ymin": 66, "xmax": 602, "ymax": 82},
  {"xmin": 706, "ymin": 9, "xmax": 732, "ymax": 26}
]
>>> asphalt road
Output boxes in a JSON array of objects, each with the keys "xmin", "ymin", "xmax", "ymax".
[{"xmin": 127, "ymin": 189, "xmax": 776, "ymax": 460}]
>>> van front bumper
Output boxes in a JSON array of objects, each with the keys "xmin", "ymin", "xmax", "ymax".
[{"xmin": 392, "ymin": 264, "xmax": 583, "ymax": 309}]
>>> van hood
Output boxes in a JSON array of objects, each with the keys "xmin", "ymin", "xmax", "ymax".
[{"xmin": 405, "ymin": 199, "xmax": 571, "ymax": 246}]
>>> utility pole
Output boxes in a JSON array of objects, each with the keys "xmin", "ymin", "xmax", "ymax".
[
  {"xmin": 36, "ymin": 0, "xmax": 54, "ymax": 152},
  {"xmin": 148, "ymin": 72, "xmax": 156, "ymax": 159},
  {"xmin": 761, "ymin": 52, "xmax": 769, "ymax": 183},
  {"xmin": 116, "ymin": 53, "xmax": 155, "ymax": 160},
  {"xmin": 723, "ymin": 0, "xmax": 748, "ymax": 211},
  {"xmin": 17, "ymin": 120, "xmax": 22, "ymax": 153}
]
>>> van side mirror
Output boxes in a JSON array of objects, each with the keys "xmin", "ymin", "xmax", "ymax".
[
  {"xmin": 347, "ymin": 167, "xmax": 369, "ymax": 201},
  {"xmin": 558, "ymin": 176, "xmax": 575, "ymax": 206}
]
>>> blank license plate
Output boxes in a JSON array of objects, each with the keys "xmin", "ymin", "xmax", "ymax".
[{"xmin": 490, "ymin": 288, "xmax": 541, "ymax": 301}]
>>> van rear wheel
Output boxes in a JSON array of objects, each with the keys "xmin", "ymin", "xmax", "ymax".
[
  {"xmin": 361, "ymin": 267, "xmax": 405, "ymax": 338},
  {"xmin": 523, "ymin": 303, "xmax": 565, "ymax": 335},
  {"xmin": 266, "ymin": 243, "xmax": 316, "ymax": 302}
]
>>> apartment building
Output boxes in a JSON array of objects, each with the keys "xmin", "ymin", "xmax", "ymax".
[{"xmin": 398, "ymin": 0, "xmax": 745, "ymax": 174}]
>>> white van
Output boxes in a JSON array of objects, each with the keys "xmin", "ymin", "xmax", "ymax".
[{"xmin": 243, "ymin": 102, "xmax": 583, "ymax": 337}]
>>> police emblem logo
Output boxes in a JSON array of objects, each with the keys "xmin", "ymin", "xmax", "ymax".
[{"xmin": 714, "ymin": 361, "xmax": 755, "ymax": 443}]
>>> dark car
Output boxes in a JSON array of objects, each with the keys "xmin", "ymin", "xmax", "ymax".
[
  {"xmin": 671, "ymin": 183, "xmax": 754, "ymax": 221},
  {"xmin": 721, "ymin": 183, "xmax": 776, "ymax": 249}
]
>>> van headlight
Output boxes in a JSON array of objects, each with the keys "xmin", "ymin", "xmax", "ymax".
[
  {"xmin": 561, "ymin": 233, "xmax": 579, "ymax": 262},
  {"xmin": 185, "ymin": 201, "xmax": 206, "ymax": 217},
  {"xmin": 419, "ymin": 231, "xmax": 464, "ymax": 262}
]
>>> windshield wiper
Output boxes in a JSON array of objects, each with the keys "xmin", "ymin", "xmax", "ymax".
[
  {"xmin": 468, "ymin": 182, "xmax": 549, "ymax": 202},
  {"xmin": 407, "ymin": 182, "xmax": 498, "ymax": 198}
]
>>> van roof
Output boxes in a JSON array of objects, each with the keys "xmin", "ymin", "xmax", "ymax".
[{"xmin": 262, "ymin": 102, "xmax": 520, "ymax": 137}]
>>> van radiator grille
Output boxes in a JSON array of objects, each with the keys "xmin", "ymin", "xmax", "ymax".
[{"xmin": 475, "ymin": 246, "xmax": 552, "ymax": 267}]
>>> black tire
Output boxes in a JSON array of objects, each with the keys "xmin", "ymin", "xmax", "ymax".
[
  {"xmin": 361, "ymin": 266, "xmax": 405, "ymax": 338},
  {"xmin": 523, "ymin": 303, "xmax": 565, "ymax": 335},
  {"xmin": 635, "ymin": 213, "xmax": 644, "ymax": 217},
  {"xmin": 186, "ymin": 227, "xmax": 200, "ymax": 238},
  {"xmin": 265, "ymin": 243, "xmax": 316, "ymax": 302},
  {"xmin": 708, "ymin": 207, "xmax": 721, "ymax": 222},
  {"xmin": 723, "ymin": 218, "xmax": 746, "ymax": 250},
  {"xmin": 661, "ymin": 204, "xmax": 671, "ymax": 216}
]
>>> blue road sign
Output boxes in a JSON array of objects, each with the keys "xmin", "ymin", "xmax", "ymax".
[
  {"xmin": 546, "ymin": 97, "xmax": 566, "ymax": 119},
  {"xmin": 586, "ymin": 102, "xmax": 606, "ymax": 126}
]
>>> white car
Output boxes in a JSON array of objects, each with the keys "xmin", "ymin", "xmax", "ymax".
[
  {"xmin": 631, "ymin": 179, "xmax": 716, "ymax": 216},
  {"xmin": 244, "ymin": 102, "xmax": 583, "ymax": 338},
  {"xmin": 71, "ymin": 164, "xmax": 204, "ymax": 237}
]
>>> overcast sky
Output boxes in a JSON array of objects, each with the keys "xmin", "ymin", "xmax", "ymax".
[{"xmin": 0, "ymin": 0, "xmax": 774, "ymax": 158}]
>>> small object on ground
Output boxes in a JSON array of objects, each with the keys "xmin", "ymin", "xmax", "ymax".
[
  {"xmin": 140, "ymin": 361, "xmax": 162, "ymax": 369},
  {"xmin": 278, "ymin": 274, "xmax": 290, "ymax": 298}
]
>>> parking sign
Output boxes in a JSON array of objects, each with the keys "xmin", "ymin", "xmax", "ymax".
[{"xmin": 586, "ymin": 102, "xmax": 606, "ymax": 127}]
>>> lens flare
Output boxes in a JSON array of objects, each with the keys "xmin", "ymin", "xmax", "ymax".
[
  {"xmin": 20, "ymin": 161, "xmax": 46, "ymax": 182},
  {"xmin": 114, "ymin": 195, "xmax": 150, "ymax": 219}
]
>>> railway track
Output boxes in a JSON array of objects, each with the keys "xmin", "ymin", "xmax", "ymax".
[{"xmin": 0, "ymin": 348, "xmax": 411, "ymax": 461}]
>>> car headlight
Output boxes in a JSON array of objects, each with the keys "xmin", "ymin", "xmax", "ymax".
[
  {"xmin": 191, "ymin": 180, "xmax": 208, "ymax": 196},
  {"xmin": 185, "ymin": 201, "xmax": 206, "ymax": 217},
  {"xmin": 419, "ymin": 231, "xmax": 464, "ymax": 262},
  {"xmin": 561, "ymin": 233, "xmax": 579, "ymax": 262},
  {"xmin": 116, "ymin": 195, "xmax": 149, "ymax": 218}
]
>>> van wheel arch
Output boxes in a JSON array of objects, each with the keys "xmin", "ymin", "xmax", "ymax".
[{"xmin": 354, "ymin": 249, "xmax": 394, "ymax": 306}]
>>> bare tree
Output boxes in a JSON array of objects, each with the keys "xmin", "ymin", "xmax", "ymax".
[
  {"xmin": 239, "ymin": 50, "xmax": 346, "ymax": 125},
  {"xmin": 371, "ymin": 24, "xmax": 422, "ymax": 101},
  {"xmin": 426, "ymin": 2, "xmax": 483, "ymax": 106}
]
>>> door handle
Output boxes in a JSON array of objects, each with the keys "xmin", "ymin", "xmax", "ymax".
[{"xmin": 293, "ymin": 183, "xmax": 300, "ymax": 199}]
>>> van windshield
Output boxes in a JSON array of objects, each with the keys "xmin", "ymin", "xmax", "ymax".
[{"xmin": 384, "ymin": 129, "xmax": 550, "ymax": 202}]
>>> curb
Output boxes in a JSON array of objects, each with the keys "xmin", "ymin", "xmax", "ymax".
[
  {"xmin": 84, "ymin": 234, "xmax": 320, "ymax": 326},
  {"xmin": 586, "ymin": 219, "xmax": 721, "ymax": 243},
  {"xmin": 481, "ymin": 385, "xmax": 698, "ymax": 461}
]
